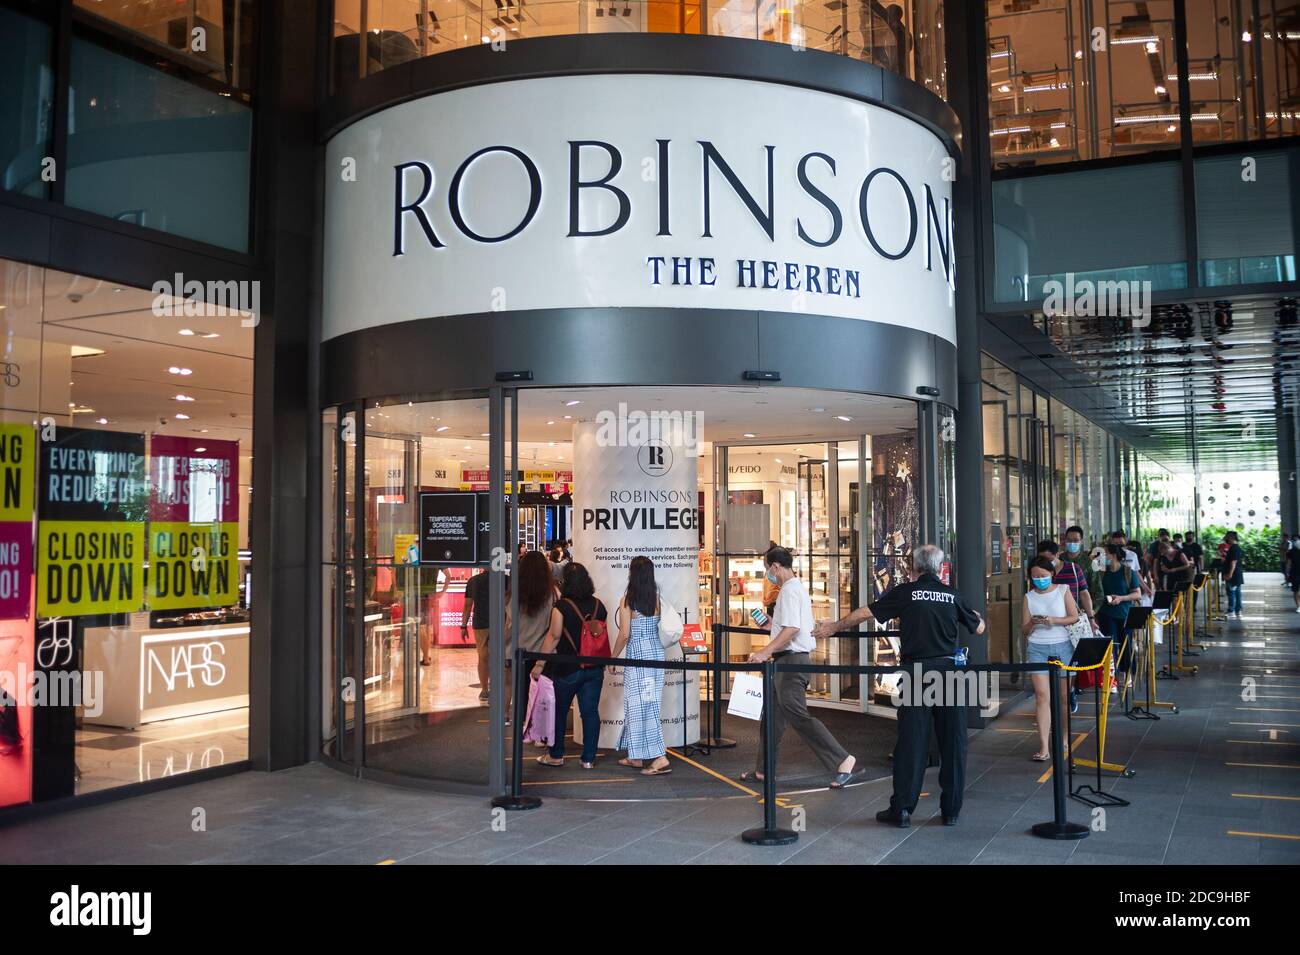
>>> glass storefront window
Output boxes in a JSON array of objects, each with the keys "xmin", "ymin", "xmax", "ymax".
[
  {"xmin": 65, "ymin": 36, "xmax": 254, "ymax": 252},
  {"xmin": 0, "ymin": 6, "xmax": 53, "ymax": 199},
  {"xmin": 0, "ymin": 259, "xmax": 255, "ymax": 809},
  {"xmin": 331, "ymin": 0, "xmax": 948, "ymax": 99},
  {"xmin": 73, "ymin": 0, "xmax": 257, "ymax": 93}
]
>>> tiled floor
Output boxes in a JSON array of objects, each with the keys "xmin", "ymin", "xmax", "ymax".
[{"xmin": 3, "ymin": 573, "xmax": 1298, "ymax": 865}]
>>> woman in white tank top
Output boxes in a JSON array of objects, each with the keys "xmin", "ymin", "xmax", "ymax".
[{"xmin": 1022, "ymin": 557, "xmax": 1080, "ymax": 762}]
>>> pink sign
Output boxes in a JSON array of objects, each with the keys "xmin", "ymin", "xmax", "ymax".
[
  {"xmin": 0, "ymin": 523, "xmax": 31, "ymax": 620},
  {"xmin": 150, "ymin": 436, "xmax": 240, "ymax": 523}
]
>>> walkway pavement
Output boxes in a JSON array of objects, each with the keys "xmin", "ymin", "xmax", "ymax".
[{"xmin": 4, "ymin": 573, "xmax": 1298, "ymax": 865}]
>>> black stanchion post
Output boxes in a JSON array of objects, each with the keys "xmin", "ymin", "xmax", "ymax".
[
  {"xmin": 708, "ymin": 623, "xmax": 736, "ymax": 749},
  {"xmin": 1031, "ymin": 664, "xmax": 1088, "ymax": 840},
  {"xmin": 490, "ymin": 648, "xmax": 542, "ymax": 811},
  {"xmin": 742, "ymin": 660, "xmax": 797, "ymax": 846}
]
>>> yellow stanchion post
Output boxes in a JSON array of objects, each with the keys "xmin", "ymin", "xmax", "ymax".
[
  {"xmin": 1146, "ymin": 612, "xmax": 1179, "ymax": 711},
  {"xmin": 1072, "ymin": 640, "xmax": 1135, "ymax": 779},
  {"xmin": 1170, "ymin": 593, "xmax": 1198, "ymax": 675}
]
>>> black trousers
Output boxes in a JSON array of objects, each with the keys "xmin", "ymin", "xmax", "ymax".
[{"xmin": 891, "ymin": 667, "xmax": 968, "ymax": 817}]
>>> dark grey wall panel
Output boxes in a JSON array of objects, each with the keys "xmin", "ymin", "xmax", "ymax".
[{"xmin": 323, "ymin": 307, "xmax": 957, "ymax": 408}]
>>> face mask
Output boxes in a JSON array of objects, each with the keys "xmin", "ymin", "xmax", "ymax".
[
  {"xmin": 766, "ymin": 570, "xmax": 779, "ymax": 584},
  {"xmin": 1065, "ymin": 542, "xmax": 1081, "ymax": 554},
  {"xmin": 1031, "ymin": 577, "xmax": 1052, "ymax": 592}
]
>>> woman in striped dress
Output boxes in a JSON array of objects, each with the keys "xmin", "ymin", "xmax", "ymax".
[{"xmin": 612, "ymin": 556, "xmax": 671, "ymax": 776}]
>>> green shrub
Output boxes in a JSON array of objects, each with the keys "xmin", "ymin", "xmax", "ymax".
[{"xmin": 1201, "ymin": 525, "xmax": 1282, "ymax": 572}]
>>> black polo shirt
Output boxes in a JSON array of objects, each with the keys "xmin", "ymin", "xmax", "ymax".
[{"xmin": 868, "ymin": 573, "xmax": 981, "ymax": 663}]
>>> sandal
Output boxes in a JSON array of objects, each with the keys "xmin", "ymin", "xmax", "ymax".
[
  {"xmin": 641, "ymin": 761, "xmax": 672, "ymax": 776},
  {"xmin": 618, "ymin": 758, "xmax": 644, "ymax": 769},
  {"xmin": 1031, "ymin": 752, "xmax": 1050, "ymax": 762},
  {"xmin": 829, "ymin": 769, "xmax": 864, "ymax": 789},
  {"xmin": 536, "ymin": 755, "xmax": 564, "ymax": 767},
  {"xmin": 739, "ymin": 770, "xmax": 765, "ymax": 782},
  {"xmin": 581, "ymin": 761, "xmax": 595, "ymax": 770}
]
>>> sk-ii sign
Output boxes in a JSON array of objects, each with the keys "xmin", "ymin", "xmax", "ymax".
[{"xmin": 324, "ymin": 73, "xmax": 956, "ymax": 344}]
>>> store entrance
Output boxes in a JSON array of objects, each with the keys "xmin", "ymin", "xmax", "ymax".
[{"xmin": 326, "ymin": 384, "xmax": 946, "ymax": 795}]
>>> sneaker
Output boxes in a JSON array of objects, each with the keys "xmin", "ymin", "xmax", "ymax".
[
  {"xmin": 1069, "ymin": 689, "xmax": 1079, "ymax": 714},
  {"xmin": 942, "ymin": 815, "xmax": 959, "ymax": 827},
  {"xmin": 478, "ymin": 690, "xmax": 490, "ymax": 702}
]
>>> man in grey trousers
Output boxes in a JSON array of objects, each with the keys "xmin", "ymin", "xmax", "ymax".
[{"xmin": 744, "ymin": 546, "xmax": 860, "ymax": 788}]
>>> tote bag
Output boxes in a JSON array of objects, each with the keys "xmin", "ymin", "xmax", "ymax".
[
  {"xmin": 727, "ymin": 672, "xmax": 764, "ymax": 721},
  {"xmin": 523, "ymin": 675, "xmax": 556, "ymax": 746}
]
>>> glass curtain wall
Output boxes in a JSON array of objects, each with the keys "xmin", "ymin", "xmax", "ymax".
[
  {"xmin": 330, "ymin": 0, "xmax": 948, "ymax": 98},
  {"xmin": 1, "ymin": 259, "xmax": 255, "ymax": 810}
]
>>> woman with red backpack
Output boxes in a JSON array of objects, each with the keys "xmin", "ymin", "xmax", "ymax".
[{"xmin": 533, "ymin": 562, "xmax": 608, "ymax": 770}]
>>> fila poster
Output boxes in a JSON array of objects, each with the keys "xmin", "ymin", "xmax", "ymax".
[
  {"xmin": 37, "ymin": 427, "xmax": 146, "ymax": 617},
  {"xmin": 148, "ymin": 436, "xmax": 240, "ymax": 609}
]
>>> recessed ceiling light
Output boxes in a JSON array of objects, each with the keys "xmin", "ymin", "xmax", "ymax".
[
  {"xmin": 547, "ymin": 420, "xmax": 555, "ymax": 425},
  {"xmin": 175, "ymin": 413, "xmax": 190, "ymax": 420},
  {"xmin": 775, "ymin": 458, "xmax": 783, "ymax": 464},
  {"xmin": 200, "ymin": 332, "xmax": 219, "ymax": 339},
  {"xmin": 743, "ymin": 433, "xmax": 756, "ymax": 438},
  {"xmin": 174, "ymin": 394, "xmax": 195, "ymax": 402},
  {"xmin": 835, "ymin": 415, "xmax": 852, "ymax": 421},
  {"xmin": 564, "ymin": 400, "xmax": 581, "ymax": 406},
  {"xmin": 480, "ymin": 433, "xmax": 489, "ymax": 437},
  {"xmin": 96, "ymin": 418, "xmax": 108, "ymax": 425},
  {"xmin": 435, "ymin": 425, "xmax": 449, "ymax": 432},
  {"xmin": 548, "ymin": 442, "xmax": 556, "ymax": 447},
  {"xmin": 178, "ymin": 329, "xmax": 195, "ymax": 336},
  {"xmin": 463, "ymin": 445, "xmax": 472, "ymax": 450},
  {"xmin": 563, "ymin": 415, "xmax": 572, "ymax": 420},
  {"xmin": 194, "ymin": 447, "xmax": 207, "ymax": 453},
  {"xmin": 167, "ymin": 366, "xmax": 193, "ymax": 375},
  {"xmin": 70, "ymin": 345, "xmax": 106, "ymax": 357}
]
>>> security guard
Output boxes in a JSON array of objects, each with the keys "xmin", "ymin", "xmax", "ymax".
[{"xmin": 814, "ymin": 544, "xmax": 984, "ymax": 827}]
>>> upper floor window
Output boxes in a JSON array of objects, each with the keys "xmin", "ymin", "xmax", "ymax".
[{"xmin": 329, "ymin": 0, "xmax": 949, "ymax": 100}]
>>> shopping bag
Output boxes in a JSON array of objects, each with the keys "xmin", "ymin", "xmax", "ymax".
[
  {"xmin": 727, "ymin": 672, "xmax": 764, "ymax": 721},
  {"xmin": 523, "ymin": 675, "xmax": 555, "ymax": 746}
]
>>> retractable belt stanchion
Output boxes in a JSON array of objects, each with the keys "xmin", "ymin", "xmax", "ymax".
[
  {"xmin": 1170, "ymin": 591, "xmax": 1197, "ymax": 676},
  {"xmin": 1032, "ymin": 662, "xmax": 1090, "ymax": 840},
  {"xmin": 742, "ymin": 658, "xmax": 798, "ymax": 846},
  {"xmin": 704, "ymin": 622, "xmax": 736, "ymax": 750},
  {"xmin": 491, "ymin": 648, "xmax": 543, "ymax": 812},
  {"xmin": 1068, "ymin": 638, "xmax": 1132, "ymax": 806}
]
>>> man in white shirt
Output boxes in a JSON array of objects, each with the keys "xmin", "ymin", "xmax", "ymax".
[{"xmin": 744, "ymin": 547, "xmax": 860, "ymax": 788}]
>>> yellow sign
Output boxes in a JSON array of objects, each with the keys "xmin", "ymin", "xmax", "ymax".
[
  {"xmin": 523, "ymin": 469, "xmax": 555, "ymax": 484},
  {"xmin": 0, "ymin": 423, "xmax": 34, "ymax": 522},
  {"xmin": 38, "ymin": 520, "xmax": 144, "ymax": 616},
  {"xmin": 147, "ymin": 522, "xmax": 239, "ymax": 610},
  {"xmin": 394, "ymin": 532, "xmax": 419, "ymax": 564}
]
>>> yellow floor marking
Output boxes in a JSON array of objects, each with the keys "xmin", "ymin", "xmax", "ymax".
[
  {"xmin": 1226, "ymin": 761, "xmax": 1300, "ymax": 769},
  {"xmin": 1227, "ymin": 831, "xmax": 1300, "ymax": 842},
  {"xmin": 1232, "ymin": 793, "xmax": 1300, "ymax": 802},
  {"xmin": 665, "ymin": 748, "xmax": 760, "ymax": 798},
  {"xmin": 1036, "ymin": 733, "xmax": 1088, "ymax": 784},
  {"xmin": 376, "ymin": 859, "xmax": 396, "ymax": 865}
]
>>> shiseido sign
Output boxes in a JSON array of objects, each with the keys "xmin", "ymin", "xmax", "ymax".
[{"xmin": 324, "ymin": 73, "xmax": 955, "ymax": 343}]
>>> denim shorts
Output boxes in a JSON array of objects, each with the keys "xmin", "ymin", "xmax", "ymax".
[{"xmin": 1027, "ymin": 639, "xmax": 1074, "ymax": 665}]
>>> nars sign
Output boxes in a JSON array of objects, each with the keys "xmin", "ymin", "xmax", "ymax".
[{"xmin": 324, "ymin": 74, "xmax": 957, "ymax": 342}]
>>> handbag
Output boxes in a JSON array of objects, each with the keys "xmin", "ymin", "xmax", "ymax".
[
  {"xmin": 522, "ymin": 674, "xmax": 555, "ymax": 746},
  {"xmin": 1065, "ymin": 615, "xmax": 1093, "ymax": 649},
  {"xmin": 656, "ymin": 597, "xmax": 685, "ymax": 649}
]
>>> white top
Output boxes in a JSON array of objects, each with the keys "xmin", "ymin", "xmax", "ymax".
[
  {"xmin": 1025, "ymin": 585, "xmax": 1070, "ymax": 645},
  {"xmin": 771, "ymin": 574, "xmax": 817, "ymax": 654}
]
